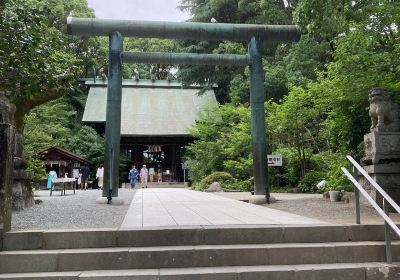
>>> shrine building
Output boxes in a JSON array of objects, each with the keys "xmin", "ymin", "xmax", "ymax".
[{"xmin": 82, "ymin": 79, "xmax": 217, "ymax": 182}]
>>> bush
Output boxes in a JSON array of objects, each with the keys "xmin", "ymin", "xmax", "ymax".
[
  {"xmin": 298, "ymin": 171, "xmax": 326, "ymax": 193},
  {"xmin": 27, "ymin": 157, "xmax": 47, "ymax": 191},
  {"xmin": 195, "ymin": 172, "xmax": 236, "ymax": 191},
  {"xmin": 230, "ymin": 178, "xmax": 253, "ymax": 192},
  {"xmin": 325, "ymin": 167, "xmax": 354, "ymax": 192}
]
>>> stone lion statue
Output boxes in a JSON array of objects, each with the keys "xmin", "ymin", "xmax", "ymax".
[{"xmin": 368, "ymin": 88, "xmax": 400, "ymax": 132}]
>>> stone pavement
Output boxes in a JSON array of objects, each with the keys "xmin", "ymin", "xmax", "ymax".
[{"xmin": 121, "ymin": 188, "xmax": 327, "ymax": 228}]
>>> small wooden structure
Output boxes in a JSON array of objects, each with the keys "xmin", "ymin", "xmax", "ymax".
[{"xmin": 36, "ymin": 146, "xmax": 89, "ymax": 178}]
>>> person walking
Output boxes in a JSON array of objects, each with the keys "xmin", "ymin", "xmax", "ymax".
[
  {"xmin": 140, "ymin": 164, "xmax": 149, "ymax": 188},
  {"xmin": 96, "ymin": 164, "xmax": 104, "ymax": 190},
  {"xmin": 80, "ymin": 164, "xmax": 90, "ymax": 190},
  {"xmin": 128, "ymin": 164, "xmax": 138, "ymax": 189}
]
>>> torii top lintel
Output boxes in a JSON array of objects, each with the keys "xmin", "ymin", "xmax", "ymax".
[{"xmin": 67, "ymin": 17, "xmax": 301, "ymax": 42}]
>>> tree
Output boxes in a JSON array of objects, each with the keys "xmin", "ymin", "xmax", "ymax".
[
  {"xmin": 307, "ymin": 1, "xmax": 400, "ymax": 151},
  {"xmin": 0, "ymin": 0, "xmax": 99, "ymax": 130},
  {"xmin": 267, "ymin": 86, "xmax": 325, "ymax": 178},
  {"xmin": 124, "ymin": 38, "xmax": 181, "ymax": 80},
  {"xmin": 187, "ymin": 104, "xmax": 253, "ymax": 183},
  {"xmin": 178, "ymin": 0, "xmax": 296, "ymax": 103}
]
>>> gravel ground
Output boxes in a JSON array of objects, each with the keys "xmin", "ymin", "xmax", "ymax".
[
  {"xmin": 11, "ymin": 188, "xmax": 399, "ymax": 231},
  {"xmin": 11, "ymin": 188, "xmax": 136, "ymax": 231},
  {"xmin": 265, "ymin": 197, "xmax": 400, "ymax": 225}
]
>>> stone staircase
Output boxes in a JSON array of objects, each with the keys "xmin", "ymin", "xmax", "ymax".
[{"xmin": 0, "ymin": 224, "xmax": 399, "ymax": 279}]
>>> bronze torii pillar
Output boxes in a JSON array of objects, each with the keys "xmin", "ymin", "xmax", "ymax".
[{"xmin": 67, "ymin": 17, "xmax": 301, "ymax": 204}]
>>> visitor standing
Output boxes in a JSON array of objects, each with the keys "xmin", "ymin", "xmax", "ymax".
[
  {"xmin": 80, "ymin": 164, "xmax": 90, "ymax": 190},
  {"xmin": 156, "ymin": 164, "xmax": 162, "ymax": 183},
  {"xmin": 149, "ymin": 167, "xmax": 155, "ymax": 182},
  {"xmin": 96, "ymin": 164, "xmax": 104, "ymax": 190},
  {"xmin": 47, "ymin": 169, "xmax": 58, "ymax": 190},
  {"xmin": 140, "ymin": 164, "xmax": 148, "ymax": 188},
  {"xmin": 128, "ymin": 164, "xmax": 138, "ymax": 189}
]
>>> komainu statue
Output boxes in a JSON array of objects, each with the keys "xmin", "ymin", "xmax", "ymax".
[{"xmin": 368, "ymin": 88, "xmax": 400, "ymax": 132}]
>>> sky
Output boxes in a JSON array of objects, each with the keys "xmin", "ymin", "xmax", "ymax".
[{"xmin": 86, "ymin": 0, "xmax": 191, "ymax": 22}]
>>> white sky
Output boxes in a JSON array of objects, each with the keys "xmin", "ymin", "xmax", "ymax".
[{"xmin": 86, "ymin": 0, "xmax": 191, "ymax": 21}]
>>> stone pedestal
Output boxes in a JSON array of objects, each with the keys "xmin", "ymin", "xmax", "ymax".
[
  {"xmin": 359, "ymin": 88, "xmax": 400, "ymax": 211},
  {"xmin": 12, "ymin": 132, "xmax": 33, "ymax": 211},
  {"xmin": 363, "ymin": 132, "xmax": 400, "ymax": 164},
  {"xmin": 96, "ymin": 196, "xmax": 124, "ymax": 205},
  {"xmin": 12, "ymin": 170, "xmax": 34, "ymax": 211},
  {"xmin": 358, "ymin": 164, "xmax": 400, "ymax": 210}
]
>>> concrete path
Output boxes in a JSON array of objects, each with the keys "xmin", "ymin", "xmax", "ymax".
[{"xmin": 121, "ymin": 188, "xmax": 327, "ymax": 228}]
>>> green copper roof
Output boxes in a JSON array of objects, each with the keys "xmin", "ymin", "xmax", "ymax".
[{"xmin": 82, "ymin": 79, "xmax": 218, "ymax": 136}]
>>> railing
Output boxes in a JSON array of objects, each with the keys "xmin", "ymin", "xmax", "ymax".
[{"xmin": 341, "ymin": 155, "xmax": 400, "ymax": 264}]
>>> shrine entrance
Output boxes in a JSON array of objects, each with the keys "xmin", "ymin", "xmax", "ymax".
[{"xmin": 67, "ymin": 17, "xmax": 301, "ymax": 203}]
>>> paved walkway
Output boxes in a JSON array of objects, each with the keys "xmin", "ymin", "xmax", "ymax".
[{"xmin": 121, "ymin": 188, "xmax": 327, "ymax": 228}]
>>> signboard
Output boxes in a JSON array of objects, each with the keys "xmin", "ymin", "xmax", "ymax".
[
  {"xmin": 267, "ymin": 155, "xmax": 282, "ymax": 166},
  {"xmin": 181, "ymin": 161, "xmax": 189, "ymax": 170},
  {"xmin": 72, "ymin": 168, "xmax": 80, "ymax": 178}
]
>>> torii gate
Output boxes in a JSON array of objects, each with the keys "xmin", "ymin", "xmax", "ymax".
[{"xmin": 67, "ymin": 17, "xmax": 301, "ymax": 204}]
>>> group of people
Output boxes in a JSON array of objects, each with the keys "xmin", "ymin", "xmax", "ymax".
[
  {"xmin": 128, "ymin": 164, "xmax": 162, "ymax": 189},
  {"xmin": 47, "ymin": 163, "xmax": 162, "ymax": 191}
]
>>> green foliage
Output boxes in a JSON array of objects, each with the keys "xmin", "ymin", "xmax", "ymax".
[
  {"xmin": 295, "ymin": 0, "xmax": 400, "ymax": 152},
  {"xmin": 267, "ymin": 86, "xmax": 325, "ymax": 179},
  {"xmin": 24, "ymin": 99, "xmax": 75, "ymax": 155},
  {"xmin": 0, "ymin": 0, "xmax": 99, "ymax": 129},
  {"xmin": 230, "ymin": 178, "xmax": 253, "ymax": 192},
  {"xmin": 187, "ymin": 104, "xmax": 253, "ymax": 183},
  {"xmin": 178, "ymin": 0, "xmax": 296, "ymax": 103},
  {"xmin": 26, "ymin": 157, "xmax": 47, "ymax": 189},
  {"xmin": 119, "ymin": 153, "xmax": 131, "ymax": 185},
  {"xmin": 271, "ymin": 147, "xmax": 301, "ymax": 187},
  {"xmin": 195, "ymin": 172, "xmax": 236, "ymax": 191},
  {"xmin": 124, "ymin": 38, "xmax": 181, "ymax": 79},
  {"xmin": 64, "ymin": 126, "xmax": 105, "ymax": 166},
  {"xmin": 298, "ymin": 171, "xmax": 325, "ymax": 193},
  {"xmin": 325, "ymin": 157, "xmax": 353, "ymax": 192},
  {"xmin": 24, "ymin": 96, "xmax": 105, "ymax": 166}
]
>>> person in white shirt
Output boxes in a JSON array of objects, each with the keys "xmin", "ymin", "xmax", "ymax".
[
  {"xmin": 140, "ymin": 164, "xmax": 149, "ymax": 188},
  {"xmin": 96, "ymin": 164, "xmax": 104, "ymax": 190}
]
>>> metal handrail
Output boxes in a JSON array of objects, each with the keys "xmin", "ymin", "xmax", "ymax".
[
  {"xmin": 346, "ymin": 155, "xmax": 400, "ymax": 214},
  {"xmin": 342, "ymin": 155, "xmax": 400, "ymax": 264},
  {"xmin": 341, "ymin": 168, "xmax": 400, "ymax": 237}
]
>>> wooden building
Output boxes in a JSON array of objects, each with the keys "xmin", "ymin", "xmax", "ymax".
[
  {"xmin": 37, "ymin": 146, "xmax": 89, "ymax": 178},
  {"xmin": 82, "ymin": 79, "xmax": 217, "ymax": 182}
]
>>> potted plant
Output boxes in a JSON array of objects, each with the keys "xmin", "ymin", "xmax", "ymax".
[
  {"xmin": 327, "ymin": 169, "xmax": 350, "ymax": 202},
  {"xmin": 328, "ymin": 187, "xmax": 341, "ymax": 202}
]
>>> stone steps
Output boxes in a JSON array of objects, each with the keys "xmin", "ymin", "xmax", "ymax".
[
  {"xmin": 1, "ymin": 225, "xmax": 400, "ymax": 279},
  {"xmin": 0, "ymin": 241, "xmax": 399, "ymax": 273},
  {"xmin": 0, "ymin": 263, "xmax": 399, "ymax": 280},
  {"xmin": 2, "ymin": 224, "xmax": 395, "ymax": 251}
]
